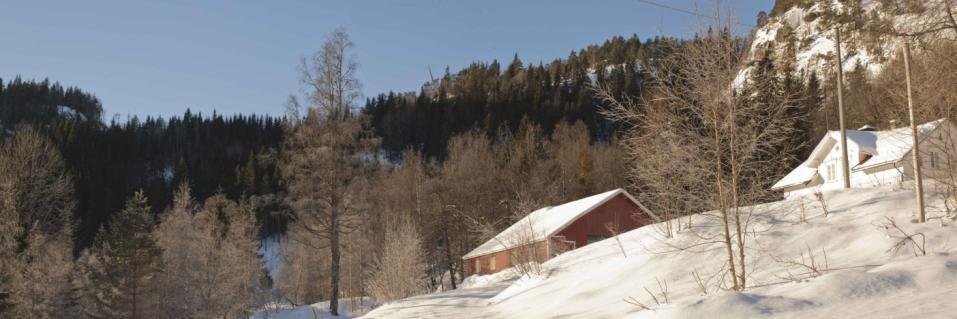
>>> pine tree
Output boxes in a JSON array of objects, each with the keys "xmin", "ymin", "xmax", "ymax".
[{"xmin": 78, "ymin": 191, "xmax": 162, "ymax": 319}]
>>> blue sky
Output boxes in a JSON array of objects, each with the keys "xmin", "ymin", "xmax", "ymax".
[{"xmin": 0, "ymin": 0, "xmax": 772, "ymax": 119}]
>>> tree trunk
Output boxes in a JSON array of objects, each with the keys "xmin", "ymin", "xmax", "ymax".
[
  {"xmin": 728, "ymin": 99, "xmax": 746, "ymax": 290},
  {"xmin": 712, "ymin": 118, "xmax": 738, "ymax": 291},
  {"xmin": 329, "ymin": 205, "xmax": 341, "ymax": 316},
  {"xmin": 443, "ymin": 227, "xmax": 457, "ymax": 290}
]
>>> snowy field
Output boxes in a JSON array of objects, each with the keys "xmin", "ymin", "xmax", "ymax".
[{"xmin": 354, "ymin": 187, "xmax": 957, "ymax": 318}]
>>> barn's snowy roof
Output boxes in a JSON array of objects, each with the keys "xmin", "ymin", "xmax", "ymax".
[
  {"xmin": 462, "ymin": 189, "xmax": 653, "ymax": 259},
  {"xmin": 772, "ymin": 119, "xmax": 947, "ymax": 190}
]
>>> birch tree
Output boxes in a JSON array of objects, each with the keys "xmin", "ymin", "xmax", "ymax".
[{"xmin": 282, "ymin": 27, "xmax": 378, "ymax": 316}]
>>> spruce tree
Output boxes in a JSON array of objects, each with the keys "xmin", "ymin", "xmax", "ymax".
[{"xmin": 78, "ymin": 190, "xmax": 162, "ymax": 319}]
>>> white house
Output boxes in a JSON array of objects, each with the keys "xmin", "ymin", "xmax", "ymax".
[{"xmin": 772, "ymin": 119, "xmax": 957, "ymax": 198}]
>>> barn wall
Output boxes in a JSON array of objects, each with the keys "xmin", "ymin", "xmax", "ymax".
[
  {"xmin": 554, "ymin": 194, "xmax": 651, "ymax": 248},
  {"xmin": 465, "ymin": 241, "xmax": 548, "ymax": 276}
]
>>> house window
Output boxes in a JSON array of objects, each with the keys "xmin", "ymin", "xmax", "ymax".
[
  {"xmin": 490, "ymin": 257, "xmax": 496, "ymax": 271},
  {"xmin": 827, "ymin": 163, "xmax": 835, "ymax": 181},
  {"xmin": 930, "ymin": 152, "xmax": 938, "ymax": 169},
  {"xmin": 475, "ymin": 258, "xmax": 482, "ymax": 273}
]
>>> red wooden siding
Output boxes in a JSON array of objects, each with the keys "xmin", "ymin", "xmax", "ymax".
[
  {"xmin": 465, "ymin": 241, "xmax": 548, "ymax": 276},
  {"xmin": 554, "ymin": 193, "xmax": 650, "ymax": 248}
]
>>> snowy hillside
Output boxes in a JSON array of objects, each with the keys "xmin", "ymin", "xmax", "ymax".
[
  {"xmin": 750, "ymin": 3, "xmax": 882, "ymax": 78},
  {"xmin": 743, "ymin": 0, "xmax": 956, "ymax": 84},
  {"xmin": 361, "ymin": 187, "xmax": 957, "ymax": 318}
]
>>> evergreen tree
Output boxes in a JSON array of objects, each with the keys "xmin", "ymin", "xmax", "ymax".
[{"xmin": 77, "ymin": 191, "xmax": 162, "ymax": 319}]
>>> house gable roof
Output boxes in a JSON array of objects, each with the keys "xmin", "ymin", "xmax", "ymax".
[{"xmin": 462, "ymin": 189, "xmax": 654, "ymax": 259}]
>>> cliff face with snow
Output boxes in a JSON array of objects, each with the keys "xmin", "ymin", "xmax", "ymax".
[{"xmin": 744, "ymin": 0, "xmax": 956, "ymax": 83}]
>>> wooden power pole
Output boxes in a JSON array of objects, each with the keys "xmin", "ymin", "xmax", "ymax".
[
  {"xmin": 903, "ymin": 42, "xmax": 927, "ymax": 223},
  {"xmin": 835, "ymin": 27, "xmax": 851, "ymax": 189}
]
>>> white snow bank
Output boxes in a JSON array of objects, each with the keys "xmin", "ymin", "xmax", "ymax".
[
  {"xmin": 363, "ymin": 187, "xmax": 957, "ymax": 318},
  {"xmin": 460, "ymin": 270, "xmax": 517, "ymax": 289}
]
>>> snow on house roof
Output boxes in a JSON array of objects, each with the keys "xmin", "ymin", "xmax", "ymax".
[
  {"xmin": 828, "ymin": 130, "xmax": 879, "ymax": 155},
  {"xmin": 772, "ymin": 164, "xmax": 820, "ymax": 190},
  {"xmin": 853, "ymin": 119, "xmax": 945, "ymax": 170},
  {"xmin": 462, "ymin": 189, "xmax": 653, "ymax": 260},
  {"xmin": 772, "ymin": 119, "xmax": 948, "ymax": 190}
]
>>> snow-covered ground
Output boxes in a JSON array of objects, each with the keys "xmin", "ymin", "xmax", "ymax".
[
  {"xmin": 360, "ymin": 187, "xmax": 957, "ymax": 318},
  {"xmin": 252, "ymin": 297, "xmax": 376, "ymax": 319}
]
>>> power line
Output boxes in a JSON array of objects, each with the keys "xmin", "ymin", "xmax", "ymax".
[{"xmin": 635, "ymin": 0, "xmax": 755, "ymax": 28}]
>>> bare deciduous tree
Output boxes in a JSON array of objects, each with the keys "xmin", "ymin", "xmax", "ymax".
[
  {"xmin": 366, "ymin": 217, "xmax": 429, "ymax": 303},
  {"xmin": 151, "ymin": 183, "xmax": 265, "ymax": 318},
  {"xmin": 600, "ymin": 13, "xmax": 804, "ymax": 291},
  {"xmin": 0, "ymin": 127, "xmax": 76, "ymax": 318},
  {"xmin": 300, "ymin": 27, "xmax": 361, "ymax": 121},
  {"xmin": 283, "ymin": 27, "xmax": 378, "ymax": 316}
]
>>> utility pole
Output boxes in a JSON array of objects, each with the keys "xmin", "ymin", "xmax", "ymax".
[
  {"xmin": 903, "ymin": 42, "xmax": 927, "ymax": 223},
  {"xmin": 835, "ymin": 27, "xmax": 851, "ymax": 189}
]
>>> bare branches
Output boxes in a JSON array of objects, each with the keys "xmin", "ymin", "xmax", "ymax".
[
  {"xmin": 366, "ymin": 217, "xmax": 429, "ymax": 302},
  {"xmin": 0, "ymin": 127, "xmax": 76, "ymax": 318},
  {"xmin": 813, "ymin": 191, "xmax": 829, "ymax": 217},
  {"xmin": 771, "ymin": 244, "xmax": 830, "ymax": 282},
  {"xmin": 690, "ymin": 267, "xmax": 713, "ymax": 296},
  {"xmin": 623, "ymin": 277, "xmax": 669, "ymax": 312},
  {"xmin": 601, "ymin": 7, "xmax": 805, "ymax": 290},
  {"xmin": 875, "ymin": 217, "xmax": 927, "ymax": 256},
  {"xmin": 605, "ymin": 222, "xmax": 628, "ymax": 258},
  {"xmin": 300, "ymin": 27, "xmax": 361, "ymax": 121}
]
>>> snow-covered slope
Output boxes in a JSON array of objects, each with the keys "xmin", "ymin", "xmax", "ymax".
[
  {"xmin": 744, "ymin": 0, "xmax": 956, "ymax": 84},
  {"xmin": 750, "ymin": 3, "xmax": 882, "ymax": 77},
  {"xmin": 363, "ymin": 187, "xmax": 957, "ymax": 318}
]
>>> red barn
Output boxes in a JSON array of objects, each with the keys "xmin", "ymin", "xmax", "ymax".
[{"xmin": 463, "ymin": 189, "xmax": 657, "ymax": 276}]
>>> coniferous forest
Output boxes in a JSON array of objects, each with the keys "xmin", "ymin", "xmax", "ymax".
[{"xmin": 0, "ymin": 77, "xmax": 285, "ymax": 251}]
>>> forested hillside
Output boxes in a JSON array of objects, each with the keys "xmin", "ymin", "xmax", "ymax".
[
  {"xmin": 0, "ymin": 78, "xmax": 285, "ymax": 250},
  {"xmin": 363, "ymin": 35, "xmax": 676, "ymax": 158}
]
